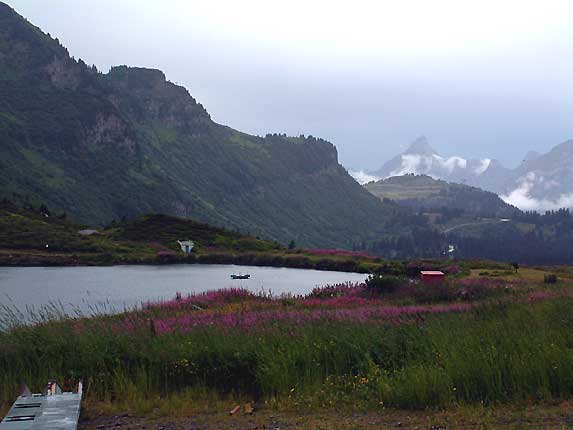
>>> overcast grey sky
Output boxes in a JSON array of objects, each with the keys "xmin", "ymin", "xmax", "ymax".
[{"xmin": 13, "ymin": 0, "xmax": 573, "ymax": 170}]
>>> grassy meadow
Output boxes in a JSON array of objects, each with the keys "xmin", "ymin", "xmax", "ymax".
[{"xmin": 2, "ymin": 270, "xmax": 573, "ymax": 419}]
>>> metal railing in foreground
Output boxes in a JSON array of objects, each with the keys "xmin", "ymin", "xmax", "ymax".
[{"xmin": 0, "ymin": 381, "xmax": 82, "ymax": 430}]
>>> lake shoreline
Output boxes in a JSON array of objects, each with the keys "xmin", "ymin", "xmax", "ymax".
[{"xmin": 0, "ymin": 249, "xmax": 379, "ymax": 273}]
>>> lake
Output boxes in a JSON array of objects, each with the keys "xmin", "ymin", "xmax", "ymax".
[{"xmin": 0, "ymin": 264, "xmax": 367, "ymax": 315}]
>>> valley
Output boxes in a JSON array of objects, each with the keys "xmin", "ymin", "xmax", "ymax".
[{"xmin": 2, "ymin": 2, "xmax": 573, "ymax": 429}]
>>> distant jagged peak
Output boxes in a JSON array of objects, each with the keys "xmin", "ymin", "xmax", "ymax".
[
  {"xmin": 404, "ymin": 135, "xmax": 438, "ymax": 156},
  {"xmin": 515, "ymin": 139, "xmax": 573, "ymax": 175},
  {"xmin": 523, "ymin": 150, "xmax": 541, "ymax": 163},
  {"xmin": 369, "ymin": 135, "xmax": 507, "ymax": 185},
  {"xmin": 550, "ymin": 139, "xmax": 573, "ymax": 155}
]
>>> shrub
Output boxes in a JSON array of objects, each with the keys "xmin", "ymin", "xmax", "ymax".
[
  {"xmin": 443, "ymin": 265, "xmax": 461, "ymax": 275},
  {"xmin": 308, "ymin": 283, "xmax": 361, "ymax": 299},
  {"xmin": 544, "ymin": 274, "xmax": 558, "ymax": 284},
  {"xmin": 365, "ymin": 275, "xmax": 407, "ymax": 294}
]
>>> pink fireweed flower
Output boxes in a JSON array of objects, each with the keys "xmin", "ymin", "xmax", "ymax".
[
  {"xmin": 302, "ymin": 296, "xmax": 378, "ymax": 308},
  {"xmin": 527, "ymin": 290, "xmax": 558, "ymax": 302},
  {"xmin": 148, "ymin": 303, "xmax": 472, "ymax": 335},
  {"xmin": 144, "ymin": 288, "xmax": 263, "ymax": 311}
]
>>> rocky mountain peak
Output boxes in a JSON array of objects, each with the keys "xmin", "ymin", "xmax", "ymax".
[
  {"xmin": 106, "ymin": 65, "xmax": 211, "ymax": 133},
  {"xmin": 551, "ymin": 139, "xmax": 573, "ymax": 156},
  {"xmin": 405, "ymin": 136, "xmax": 437, "ymax": 155},
  {"xmin": 108, "ymin": 66, "xmax": 167, "ymax": 88},
  {"xmin": 523, "ymin": 151, "xmax": 541, "ymax": 163}
]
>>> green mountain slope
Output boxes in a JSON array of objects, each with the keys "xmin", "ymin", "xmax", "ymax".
[
  {"xmin": 0, "ymin": 2, "xmax": 397, "ymax": 248},
  {"xmin": 365, "ymin": 174, "xmax": 518, "ymax": 218},
  {"xmin": 0, "ymin": 200, "xmax": 279, "ymax": 256}
]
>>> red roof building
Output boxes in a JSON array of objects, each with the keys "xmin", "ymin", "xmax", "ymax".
[{"xmin": 420, "ymin": 270, "xmax": 445, "ymax": 285}]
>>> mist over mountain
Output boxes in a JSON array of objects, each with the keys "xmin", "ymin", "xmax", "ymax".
[
  {"xmin": 355, "ymin": 136, "xmax": 573, "ymax": 212},
  {"xmin": 501, "ymin": 140, "xmax": 573, "ymax": 211},
  {"xmin": 366, "ymin": 136, "xmax": 509, "ymax": 189}
]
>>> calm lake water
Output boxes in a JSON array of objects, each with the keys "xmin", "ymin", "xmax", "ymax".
[{"xmin": 0, "ymin": 265, "xmax": 366, "ymax": 314}]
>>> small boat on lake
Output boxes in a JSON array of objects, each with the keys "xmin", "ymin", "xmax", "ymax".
[{"xmin": 230, "ymin": 274, "xmax": 250, "ymax": 280}]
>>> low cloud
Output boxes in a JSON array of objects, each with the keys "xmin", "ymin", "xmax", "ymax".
[
  {"xmin": 390, "ymin": 154, "xmax": 429, "ymax": 177},
  {"xmin": 501, "ymin": 172, "xmax": 573, "ymax": 212},
  {"xmin": 388, "ymin": 154, "xmax": 479, "ymax": 178},
  {"xmin": 433, "ymin": 154, "xmax": 467, "ymax": 172},
  {"xmin": 349, "ymin": 170, "xmax": 381, "ymax": 184},
  {"xmin": 474, "ymin": 158, "xmax": 491, "ymax": 175}
]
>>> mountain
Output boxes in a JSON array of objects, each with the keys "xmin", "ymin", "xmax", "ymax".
[
  {"xmin": 365, "ymin": 174, "xmax": 518, "ymax": 218},
  {"xmin": 501, "ymin": 140, "xmax": 573, "ymax": 211},
  {"xmin": 366, "ymin": 136, "xmax": 573, "ymax": 212},
  {"xmin": 0, "ymin": 2, "xmax": 398, "ymax": 248},
  {"xmin": 370, "ymin": 136, "xmax": 512, "ymax": 191}
]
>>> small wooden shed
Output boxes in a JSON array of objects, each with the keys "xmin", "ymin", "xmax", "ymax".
[{"xmin": 420, "ymin": 270, "xmax": 445, "ymax": 285}]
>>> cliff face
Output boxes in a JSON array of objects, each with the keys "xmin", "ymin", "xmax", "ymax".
[
  {"xmin": 106, "ymin": 66, "xmax": 211, "ymax": 134},
  {"xmin": 0, "ymin": 2, "xmax": 396, "ymax": 247}
]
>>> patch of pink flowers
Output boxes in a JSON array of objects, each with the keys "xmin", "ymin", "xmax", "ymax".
[
  {"xmin": 304, "ymin": 283, "xmax": 377, "ymax": 307},
  {"xmin": 302, "ymin": 296, "xmax": 376, "ymax": 308},
  {"xmin": 527, "ymin": 290, "xmax": 559, "ymax": 302},
  {"xmin": 144, "ymin": 288, "xmax": 262, "ymax": 310},
  {"xmin": 151, "ymin": 303, "xmax": 471, "ymax": 334}
]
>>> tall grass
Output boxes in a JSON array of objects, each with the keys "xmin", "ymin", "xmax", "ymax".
[{"xmin": 1, "ymin": 296, "xmax": 573, "ymax": 412}]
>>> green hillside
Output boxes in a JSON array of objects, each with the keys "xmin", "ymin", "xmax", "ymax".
[
  {"xmin": 0, "ymin": 201, "xmax": 398, "ymax": 272},
  {"xmin": 365, "ymin": 174, "xmax": 518, "ymax": 218},
  {"xmin": 0, "ymin": 2, "xmax": 397, "ymax": 248},
  {"xmin": 0, "ymin": 201, "xmax": 279, "ymax": 261}
]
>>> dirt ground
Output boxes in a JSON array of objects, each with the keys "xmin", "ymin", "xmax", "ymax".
[{"xmin": 79, "ymin": 402, "xmax": 573, "ymax": 430}]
